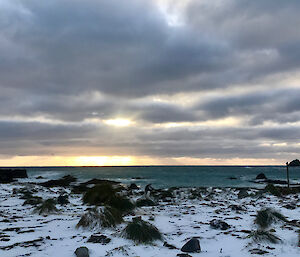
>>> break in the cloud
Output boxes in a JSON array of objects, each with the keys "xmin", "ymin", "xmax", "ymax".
[{"xmin": 0, "ymin": 0, "xmax": 300, "ymax": 165}]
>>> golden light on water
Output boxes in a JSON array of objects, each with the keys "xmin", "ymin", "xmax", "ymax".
[{"xmin": 103, "ymin": 118, "xmax": 133, "ymax": 127}]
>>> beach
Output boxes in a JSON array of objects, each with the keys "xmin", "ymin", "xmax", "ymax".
[{"xmin": 0, "ymin": 171, "xmax": 300, "ymax": 257}]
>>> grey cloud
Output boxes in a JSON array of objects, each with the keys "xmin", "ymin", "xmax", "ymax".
[{"xmin": 0, "ymin": 0, "xmax": 300, "ymax": 162}]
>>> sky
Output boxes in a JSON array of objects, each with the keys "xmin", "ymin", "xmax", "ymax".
[{"xmin": 0, "ymin": 0, "xmax": 300, "ymax": 166}]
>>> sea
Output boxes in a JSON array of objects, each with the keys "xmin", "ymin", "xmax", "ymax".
[{"xmin": 22, "ymin": 165, "xmax": 300, "ymax": 189}]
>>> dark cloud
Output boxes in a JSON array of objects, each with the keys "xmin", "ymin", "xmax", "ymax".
[{"xmin": 0, "ymin": 0, "xmax": 300, "ymax": 162}]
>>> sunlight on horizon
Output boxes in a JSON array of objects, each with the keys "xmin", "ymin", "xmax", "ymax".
[
  {"xmin": 103, "ymin": 118, "xmax": 133, "ymax": 127},
  {"xmin": 0, "ymin": 155, "xmax": 286, "ymax": 167},
  {"xmin": 74, "ymin": 156, "xmax": 133, "ymax": 166}
]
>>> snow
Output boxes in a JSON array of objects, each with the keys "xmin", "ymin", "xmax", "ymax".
[{"xmin": 0, "ymin": 179, "xmax": 300, "ymax": 257}]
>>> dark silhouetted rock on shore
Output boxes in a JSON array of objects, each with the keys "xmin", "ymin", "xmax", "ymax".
[
  {"xmin": 289, "ymin": 159, "xmax": 300, "ymax": 167},
  {"xmin": 0, "ymin": 169, "xmax": 28, "ymax": 183},
  {"xmin": 40, "ymin": 175, "xmax": 76, "ymax": 187},
  {"xmin": 256, "ymin": 173, "xmax": 267, "ymax": 180}
]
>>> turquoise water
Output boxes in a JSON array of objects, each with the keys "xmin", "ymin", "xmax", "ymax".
[{"xmin": 24, "ymin": 166, "xmax": 300, "ymax": 188}]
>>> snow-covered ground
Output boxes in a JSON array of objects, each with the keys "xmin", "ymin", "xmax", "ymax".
[{"xmin": 0, "ymin": 177, "xmax": 299, "ymax": 257}]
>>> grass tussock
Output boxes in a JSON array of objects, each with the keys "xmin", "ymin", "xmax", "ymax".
[
  {"xmin": 33, "ymin": 199, "xmax": 58, "ymax": 215},
  {"xmin": 122, "ymin": 216, "xmax": 162, "ymax": 244},
  {"xmin": 255, "ymin": 208, "xmax": 287, "ymax": 229},
  {"xmin": 83, "ymin": 184, "xmax": 116, "ymax": 205},
  {"xmin": 83, "ymin": 184, "xmax": 134, "ymax": 213},
  {"xmin": 76, "ymin": 206, "xmax": 123, "ymax": 229},
  {"xmin": 264, "ymin": 184, "xmax": 281, "ymax": 197},
  {"xmin": 248, "ymin": 230, "xmax": 281, "ymax": 244}
]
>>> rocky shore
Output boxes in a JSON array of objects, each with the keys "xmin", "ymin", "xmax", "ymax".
[{"xmin": 0, "ymin": 172, "xmax": 300, "ymax": 257}]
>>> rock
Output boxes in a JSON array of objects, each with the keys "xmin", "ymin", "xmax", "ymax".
[
  {"xmin": 180, "ymin": 238, "xmax": 201, "ymax": 253},
  {"xmin": 57, "ymin": 194, "xmax": 69, "ymax": 205},
  {"xmin": 228, "ymin": 176, "xmax": 237, "ymax": 180},
  {"xmin": 128, "ymin": 183, "xmax": 139, "ymax": 190},
  {"xmin": 0, "ymin": 169, "xmax": 28, "ymax": 183},
  {"xmin": 163, "ymin": 242, "xmax": 177, "ymax": 250},
  {"xmin": 210, "ymin": 219, "xmax": 230, "ymax": 230},
  {"xmin": 40, "ymin": 175, "xmax": 77, "ymax": 187},
  {"xmin": 289, "ymin": 159, "xmax": 300, "ymax": 167},
  {"xmin": 229, "ymin": 204, "xmax": 246, "ymax": 212},
  {"xmin": 177, "ymin": 254, "xmax": 192, "ymax": 257},
  {"xmin": 283, "ymin": 203, "xmax": 296, "ymax": 210},
  {"xmin": 87, "ymin": 234, "xmax": 111, "ymax": 244},
  {"xmin": 136, "ymin": 198, "xmax": 157, "ymax": 207},
  {"xmin": 256, "ymin": 173, "xmax": 267, "ymax": 180},
  {"xmin": 75, "ymin": 247, "xmax": 89, "ymax": 257},
  {"xmin": 238, "ymin": 188, "xmax": 249, "ymax": 199},
  {"xmin": 35, "ymin": 176, "xmax": 44, "ymax": 179},
  {"xmin": 80, "ymin": 178, "xmax": 120, "ymax": 186}
]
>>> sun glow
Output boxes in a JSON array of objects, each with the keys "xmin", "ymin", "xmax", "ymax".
[
  {"xmin": 74, "ymin": 156, "xmax": 133, "ymax": 166},
  {"xmin": 104, "ymin": 118, "xmax": 132, "ymax": 127}
]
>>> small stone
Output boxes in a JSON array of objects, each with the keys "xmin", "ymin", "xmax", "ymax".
[
  {"xmin": 87, "ymin": 234, "xmax": 111, "ymax": 244},
  {"xmin": 210, "ymin": 219, "xmax": 230, "ymax": 230},
  {"xmin": 75, "ymin": 247, "xmax": 89, "ymax": 257},
  {"xmin": 163, "ymin": 241, "xmax": 177, "ymax": 250}
]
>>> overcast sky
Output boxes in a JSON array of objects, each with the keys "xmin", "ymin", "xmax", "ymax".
[{"xmin": 0, "ymin": 0, "xmax": 300, "ymax": 165}]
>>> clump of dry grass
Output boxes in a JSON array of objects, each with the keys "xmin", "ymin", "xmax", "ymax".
[
  {"xmin": 76, "ymin": 206, "xmax": 123, "ymax": 229},
  {"xmin": 122, "ymin": 217, "xmax": 162, "ymax": 244}
]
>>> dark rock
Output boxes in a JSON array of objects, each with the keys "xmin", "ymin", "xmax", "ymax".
[
  {"xmin": 40, "ymin": 175, "xmax": 77, "ymax": 187},
  {"xmin": 249, "ymin": 248, "xmax": 269, "ymax": 255},
  {"xmin": 35, "ymin": 176, "xmax": 44, "ymax": 179},
  {"xmin": 177, "ymin": 254, "xmax": 192, "ymax": 257},
  {"xmin": 238, "ymin": 188, "xmax": 249, "ymax": 199},
  {"xmin": 289, "ymin": 159, "xmax": 300, "ymax": 167},
  {"xmin": 136, "ymin": 198, "xmax": 157, "ymax": 207},
  {"xmin": 180, "ymin": 238, "xmax": 201, "ymax": 253},
  {"xmin": 71, "ymin": 184, "xmax": 89, "ymax": 194},
  {"xmin": 256, "ymin": 173, "xmax": 267, "ymax": 180},
  {"xmin": 128, "ymin": 183, "xmax": 139, "ymax": 190},
  {"xmin": 210, "ymin": 219, "xmax": 230, "ymax": 230},
  {"xmin": 132, "ymin": 177, "xmax": 144, "ymax": 180},
  {"xmin": 283, "ymin": 203, "xmax": 296, "ymax": 210},
  {"xmin": 57, "ymin": 194, "xmax": 69, "ymax": 205},
  {"xmin": 87, "ymin": 234, "xmax": 111, "ymax": 244},
  {"xmin": 163, "ymin": 242, "xmax": 177, "ymax": 250},
  {"xmin": 0, "ymin": 169, "xmax": 28, "ymax": 183},
  {"xmin": 229, "ymin": 204, "xmax": 246, "ymax": 212},
  {"xmin": 80, "ymin": 178, "xmax": 119, "ymax": 186},
  {"xmin": 228, "ymin": 176, "xmax": 237, "ymax": 180},
  {"xmin": 75, "ymin": 247, "xmax": 89, "ymax": 257}
]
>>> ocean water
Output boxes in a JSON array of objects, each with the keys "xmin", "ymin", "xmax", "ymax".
[{"xmin": 24, "ymin": 166, "xmax": 300, "ymax": 188}]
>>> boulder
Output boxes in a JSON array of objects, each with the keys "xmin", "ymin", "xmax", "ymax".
[
  {"xmin": 0, "ymin": 169, "xmax": 28, "ymax": 183},
  {"xmin": 238, "ymin": 188, "xmax": 249, "ymax": 199},
  {"xmin": 75, "ymin": 247, "xmax": 89, "ymax": 257},
  {"xmin": 210, "ymin": 219, "xmax": 230, "ymax": 230},
  {"xmin": 289, "ymin": 159, "xmax": 300, "ymax": 167},
  {"xmin": 87, "ymin": 234, "xmax": 111, "ymax": 244},
  {"xmin": 180, "ymin": 238, "xmax": 201, "ymax": 253},
  {"xmin": 256, "ymin": 173, "xmax": 267, "ymax": 180},
  {"xmin": 128, "ymin": 183, "xmax": 139, "ymax": 190}
]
